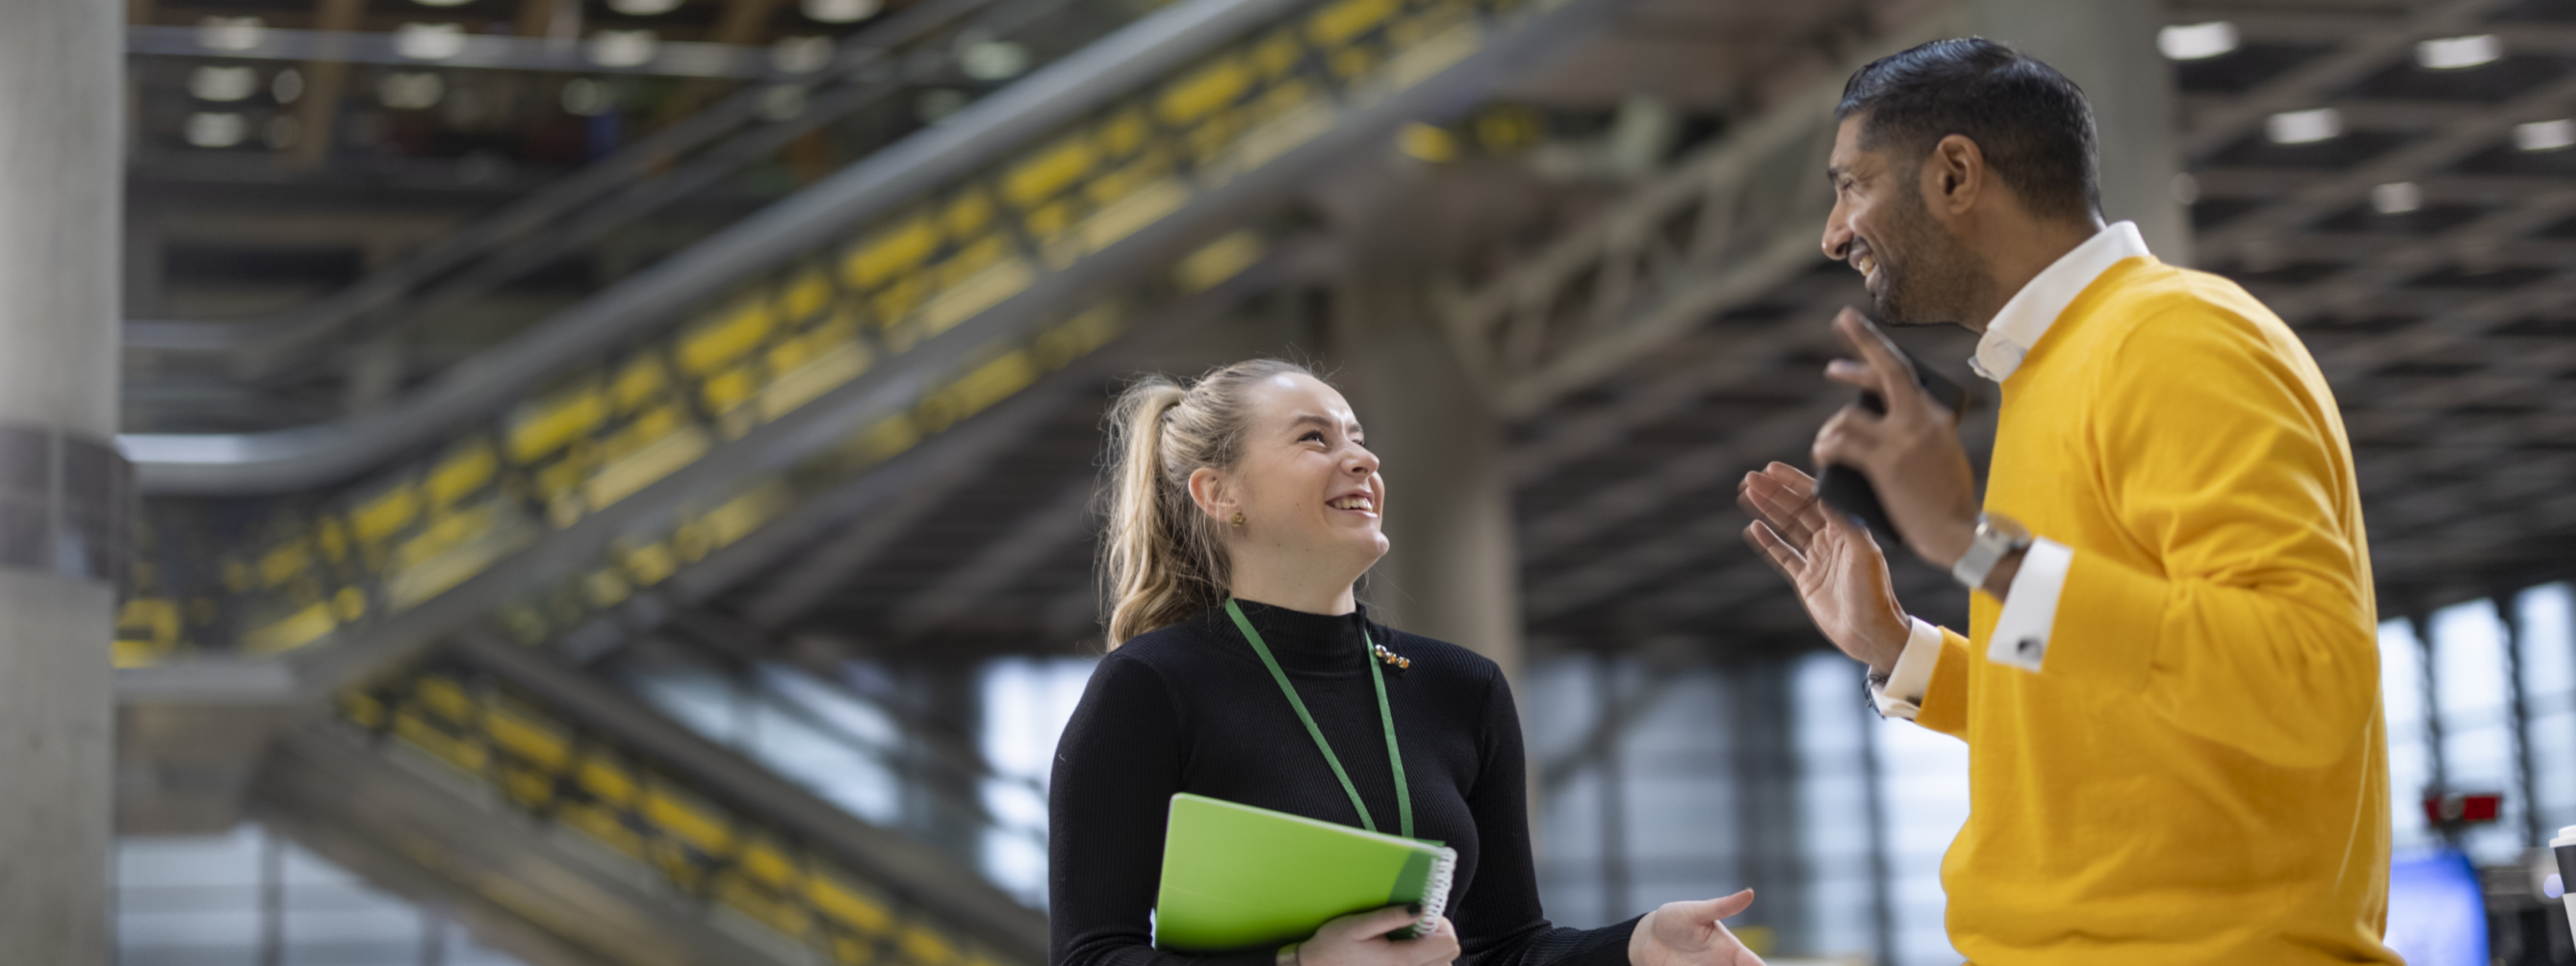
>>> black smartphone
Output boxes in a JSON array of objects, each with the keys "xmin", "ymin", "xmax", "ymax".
[{"xmin": 1813, "ymin": 331, "xmax": 1971, "ymax": 550}]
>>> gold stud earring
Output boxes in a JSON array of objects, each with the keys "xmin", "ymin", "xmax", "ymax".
[{"xmin": 1230, "ymin": 512, "xmax": 1246, "ymax": 528}]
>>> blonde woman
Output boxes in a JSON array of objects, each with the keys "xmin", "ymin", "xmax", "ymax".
[{"xmin": 1049, "ymin": 360, "xmax": 1765, "ymax": 966}]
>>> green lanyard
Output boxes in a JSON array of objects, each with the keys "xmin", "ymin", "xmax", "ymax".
[{"xmin": 1224, "ymin": 597, "xmax": 1413, "ymax": 839}]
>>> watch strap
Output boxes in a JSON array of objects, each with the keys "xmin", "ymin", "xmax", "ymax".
[{"xmin": 1950, "ymin": 514, "xmax": 2030, "ymax": 591}]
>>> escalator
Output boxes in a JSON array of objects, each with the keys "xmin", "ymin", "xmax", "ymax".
[
  {"xmin": 115, "ymin": 0, "xmax": 1634, "ymax": 703},
  {"xmin": 128, "ymin": 0, "xmax": 1170, "ymax": 410},
  {"xmin": 256, "ymin": 631, "xmax": 1047, "ymax": 966}
]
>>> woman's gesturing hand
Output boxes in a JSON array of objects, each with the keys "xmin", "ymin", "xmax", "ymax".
[
  {"xmin": 1294, "ymin": 905, "xmax": 1458, "ymax": 966},
  {"xmin": 1627, "ymin": 891, "xmax": 1764, "ymax": 966}
]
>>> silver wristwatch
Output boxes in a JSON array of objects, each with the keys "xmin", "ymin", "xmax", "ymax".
[{"xmin": 1950, "ymin": 512, "xmax": 2033, "ymax": 593}]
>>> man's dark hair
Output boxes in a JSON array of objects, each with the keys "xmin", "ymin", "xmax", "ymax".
[{"xmin": 1837, "ymin": 38, "xmax": 2100, "ymax": 224}]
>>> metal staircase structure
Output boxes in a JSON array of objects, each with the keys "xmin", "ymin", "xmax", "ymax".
[
  {"xmin": 115, "ymin": 0, "xmax": 1632, "ymax": 686},
  {"xmin": 256, "ymin": 632, "xmax": 1047, "ymax": 966},
  {"xmin": 126, "ymin": 0, "xmax": 1172, "ymax": 408}
]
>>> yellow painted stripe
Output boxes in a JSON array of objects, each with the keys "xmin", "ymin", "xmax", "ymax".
[
  {"xmin": 694, "ymin": 483, "xmax": 787, "ymax": 552},
  {"xmin": 507, "ymin": 390, "xmax": 609, "ymax": 465},
  {"xmin": 1253, "ymin": 30, "xmax": 1303, "ymax": 76},
  {"xmin": 758, "ymin": 341, "xmax": 873, "ymax": 422},
  {"xmin": 416, "ymin": 675, "xmax": 474, "ymax": 723},
  {"xmin": 583, "ymin": 426, "xmax": 709, "ymax": 511},
  {"xmin": 845, "ymin": 416, "xmax": 919, "ymax": 466},
  {"xmin": 257, "ymin": 541, "xmax": 311, "ymax": 588},
  {"xmin": 577, "ymin": 758, "xmax": 637, "ymax": 805},
  {"xmin": 782, "ymin": 269, "xmax": 834, "ymax": 323},
  {"xmin": 425, "ymin": 445, "xmax": 498, "ymax": 507},
  {"xmin": 1075, "ymin": 177, "xmax": 1188, "ymax": 256},
  {"xmin": 919, "ymin": 256, "xmax": 1034, "ymax": 339},
  {"xmin": 599, "ymin": 406, "xmax": 683, "ymax": 464},
  {"xmin": 612, "ymin": 357, "xmax": 671, "ymax": 413},
  {"xmin": 699, "ymin": 365, "xmax": 760, "ymax": 415},
  {"xmin": 1308, "ymin": 0, "xmax": 1396, "ymax": 45},
  {"xmin": 623, "ymin": 541, "xmax": 678, "ymax": 586},
  {"xmin": 642, "ymin": 788, "xmax": 734, "ymax": 855},
  {"xmin": 737, "ymin": 841, "xmax": 800, "ymax": 889},
  {"xmin": 1175, "ymin": 232, "xmax": 1267, "ymax": 292},
  {"xmin": 1199, "ymin": 94, "xmax": 1332, "ymax": 186},
  {"xmin": 1157, "ymin": 57, "xmax": 1252, "ymax": 126},
  {"xmin": 1003, "ymin": 136, "xmax": 1098, "ymax": 209},
  {"xmin": 678, "ymin": 301, "xmax": 778, "ymax": 376},
  {"xmin": 917, "ymin": 350, "xmax": 1038, "ymax": 433},
  {"xmin": 244, "ymin": 601, "xmax": 336, "ymax": 654},
  {"xmin": 485, "ymin": 705, "xmax": 570, "ymax": 772},
  {"xmin": 385, "ymin": 508, "xmax": 533, "ymax": 612},
  {"xmin": 944, "ymin": 191, "xmax": 995, "ymax": 239},
  {"xmin": 901, "ymin": 926, "xmax": 960, "ymax": 966},
  {"xmin": 809, "ymin": 876, "xmax": 893, "ymax": 935},
  {"xmin": 1378, "ymin": 17, "xmax": 1482, "ymax": 93},
  {"xmin": 117, "ymin": 597, "xmax": 181, "ymax": 648},
  {"xmin": 844, "ymin": 217, "xmax": 940, "ymax": 291},
  {"xmin": 1096, "ymin": 109, "xmax": 1151, "ymax": 159},
  {"xmin": 351, "ymin": 485, "xmax": 423, "ymax": 546}
]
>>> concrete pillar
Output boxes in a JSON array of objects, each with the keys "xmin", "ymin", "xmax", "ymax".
[
  {"xmin": 1329, "ymin": 277, "xmax": 1525, "ymax": 685},
  {"xmin": 0, "ymin": 0, "xmax": 126, "ymax": 962},
  {"xmin": 1971, "ymin": 0, "xmax": 2195, "ymax": 266}
]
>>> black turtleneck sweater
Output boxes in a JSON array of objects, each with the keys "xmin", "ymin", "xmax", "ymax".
[{"xmin": 1048, "ymin": 600, "xmax": 1637, "ymax": 966}]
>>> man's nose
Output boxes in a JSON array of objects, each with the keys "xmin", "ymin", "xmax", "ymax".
[{"xmin": 1821, "ymin": 214, "xmax": 1852, "ymax": 263}]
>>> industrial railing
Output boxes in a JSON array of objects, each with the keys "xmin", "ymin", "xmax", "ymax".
[{"xmin": 321, "ymin": 635, "xmax": 1048, "ymax": 966}]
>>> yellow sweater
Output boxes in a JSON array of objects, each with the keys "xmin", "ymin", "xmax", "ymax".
[{"xmin": 1914, "ymin": 257, "xmax": 2396, "ymax": 964}]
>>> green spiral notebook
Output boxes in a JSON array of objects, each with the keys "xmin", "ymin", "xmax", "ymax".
[{"xmin": 1152, "ymin": 793, "xmax": 1457, "ymax": 953}]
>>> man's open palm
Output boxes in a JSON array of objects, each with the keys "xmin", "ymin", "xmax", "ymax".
[
  {"xmin": 1739, "ymin": 462, "xmax": 1909, "ymax": 673},
  {"xmin": 1629, "ymin": 891, "xmax": 1765, "ymax": 966}
]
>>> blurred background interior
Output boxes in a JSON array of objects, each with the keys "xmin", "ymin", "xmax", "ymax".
[{"xmin": 89, "ymin": 0, "xmax": 2576, "ymax": 961}]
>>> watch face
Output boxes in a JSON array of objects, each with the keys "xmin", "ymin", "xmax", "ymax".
[{"xmin": 1986, "ymin": 513, "xmax": 2033, "ymax": 544}]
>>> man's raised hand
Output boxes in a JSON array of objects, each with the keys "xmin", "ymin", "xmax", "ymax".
[{"xmin": 1739, "ymin": 461, "xmax": 1910, "ymax": 674}]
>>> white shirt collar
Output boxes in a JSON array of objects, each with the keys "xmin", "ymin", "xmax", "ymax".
[{"xmin": 1969, "ymin": 220, "xmax": 2153, "ymax": 383}]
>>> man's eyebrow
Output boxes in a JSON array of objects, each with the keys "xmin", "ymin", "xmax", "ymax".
[{"xmin": 1825, "ymin": 164, "xmax": 1849, "ymax": 184}]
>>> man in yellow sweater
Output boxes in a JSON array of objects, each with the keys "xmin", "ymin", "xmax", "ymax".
[{"xmin": 1736, "ymin": 38, "xmax": 2398, "ymax": 964}]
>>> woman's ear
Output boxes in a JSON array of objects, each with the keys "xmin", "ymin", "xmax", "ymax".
[{"xmin": 1186, "ymin": 466, "xmax": 1234, "ymax": 525}]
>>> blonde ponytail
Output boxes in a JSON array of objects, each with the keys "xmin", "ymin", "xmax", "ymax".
[{"xmin": 1099, "ymin": 359, "xmax": 1317, "ymax": 646}]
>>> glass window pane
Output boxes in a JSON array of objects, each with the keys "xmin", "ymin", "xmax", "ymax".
[
  {"xmin": 2430, "ymin": 599, "xmax": 2522, "ymax": 863},
  {"xmin": 979, "ymin": 656, "xmax": 1095, "ymax": 906},
  {"xmin": 116, "ymin": 824, "xmax": 535, "ymax": 966},
  {"xmin": 2381, "ymin": 620, "xmax": 2433, "ymax": 852},
  {"xmin": 1793, "ymin": 652, "xmax": 1876, "ymax": 961},
  {"xmin": 1874, "ymin": 715, "xmax": 1968, "ymax": 966},
  {"xmin": 2519, "ymin": 583, "xmax": 2576, "ymax": 835}
]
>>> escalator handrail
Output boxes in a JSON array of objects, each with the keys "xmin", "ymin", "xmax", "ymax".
[{"xmin": 120, "ymin": 0, "xmax": 1310, "ymax": 496}]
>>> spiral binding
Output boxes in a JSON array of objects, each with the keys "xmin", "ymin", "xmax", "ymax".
[{"xmin": 1407, "ymin": 848, "xmax": 1458, "ymax": 939}]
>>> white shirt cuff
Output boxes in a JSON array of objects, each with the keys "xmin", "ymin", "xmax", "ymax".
[
  {"xmin": 1870, "ymin": 617, "xmax": 1945, "ymax": 720},
  {"xmin": 1985, "ymin": 536, "xmax": 2073, "ymax": 673}
]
